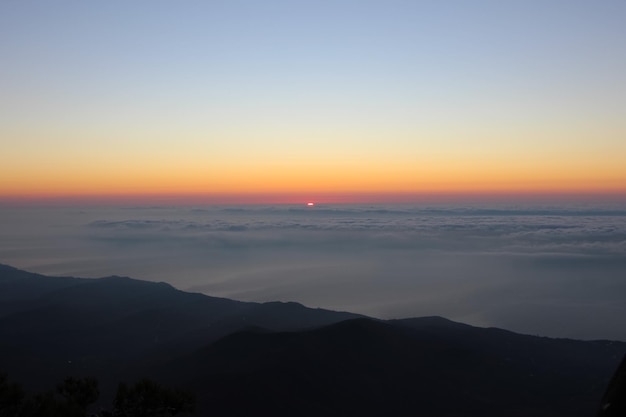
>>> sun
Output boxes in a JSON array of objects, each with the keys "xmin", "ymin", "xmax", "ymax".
[{"xmin": 306, "ymin": 202, "xmax": 315, "ymax": 206}]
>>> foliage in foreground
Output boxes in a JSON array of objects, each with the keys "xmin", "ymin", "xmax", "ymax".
[{"xmin": 0, "ymin": 373, "xmax": 194, "ymax": 417}]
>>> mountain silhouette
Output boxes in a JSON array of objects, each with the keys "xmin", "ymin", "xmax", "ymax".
[
  {"xmin": 1, "ymin": 263, "xmax": 624, "ymax": 416},
  {"xmin": 0, "ymin": 264, "xmax": 360, "ymax": 402}
]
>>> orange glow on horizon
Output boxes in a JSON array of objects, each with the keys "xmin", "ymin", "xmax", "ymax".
[
  {"xmin": 3, "ymin": 149, "xmax": 626, "ymax": 206},
  {"xmin": 3, "ymin": 162, "xmax": 626, "ymax": 194},
  {"xmin": 2, "ymin": 188, "xmax": 625, "ymax": 207}
]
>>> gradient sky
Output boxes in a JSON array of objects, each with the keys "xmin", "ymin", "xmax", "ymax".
[{"xmin": 1, "ymin": 1, "xmax": 625, "ymax": 203}]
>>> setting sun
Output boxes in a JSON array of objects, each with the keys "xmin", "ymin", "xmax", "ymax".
[{"xmin": 1, "ymin": 3, "xmax": 625, "ymax": 414}]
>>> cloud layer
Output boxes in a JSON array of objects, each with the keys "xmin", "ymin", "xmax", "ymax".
[{"xmin": 1, "ymin": 204, "xmax": 625, "ymax": 340}]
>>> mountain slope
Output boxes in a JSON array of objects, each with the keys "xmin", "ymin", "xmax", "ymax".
[
  {"xmin": 0, "ymin": 264, "xmax": 624, "ymax": 416},
  {"xmin": 162, "ymin": 318, "xmax": 624, "ymax": 417},
  {"xmin": 0, "ymin": 264, "xmax": 361, "ymax": 397}
]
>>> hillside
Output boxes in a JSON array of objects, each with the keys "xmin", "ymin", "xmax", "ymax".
[{"xmin": 0, "ymin": 264, "xmax": 624, "ymax": 416}]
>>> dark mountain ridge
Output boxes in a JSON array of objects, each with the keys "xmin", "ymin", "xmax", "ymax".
[
  {"xmin": 0, "ymin": 264, "xmax": 624, "ymax": 416},
  {"xmin": 165, "ymin": 317, "xmax": 623, "ymax": 416},
  {"xmin": 0, "ymin": 264, "xmax": 360, "ymax": 397}
]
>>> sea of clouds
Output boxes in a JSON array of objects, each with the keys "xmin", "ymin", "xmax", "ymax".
[{"xmin": 1, "ymin": 203, "xmax": 625, "ymax": 340}]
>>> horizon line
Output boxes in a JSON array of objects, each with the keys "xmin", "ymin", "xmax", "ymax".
[{"xmin": 2, "ymin": 190, "xmax": 626, "ymax": 207}]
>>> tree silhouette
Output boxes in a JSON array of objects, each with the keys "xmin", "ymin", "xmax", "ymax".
[
  {"xmin": 57, "ymin": 376, "xmax": 99, "ymax": 409},
  {"xmin": 12, "ymin": 376, "xmax": 98, "ymax": 417},
  {"xmin": 0, "ymin": 373, "xmax": 25, "ymax": 417},
  {"xmin": 111, "ymin": 379, "xmax": 195, "ymax": 417},
  {"xmin": 0, "ymin": 373, "xmax": 194, "ymax": 417}
]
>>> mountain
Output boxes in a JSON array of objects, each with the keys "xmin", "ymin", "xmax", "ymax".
[
  {"xmin": 0, "ymin": 264, "xmax": 360, "ymax": 399},
  {"xmin": 162, "ymin": 318, "xmax": 624, "ymax": 417},
  {"xmin": 1, "ymin": 264, "xmax": 624, "ymax": 416}
]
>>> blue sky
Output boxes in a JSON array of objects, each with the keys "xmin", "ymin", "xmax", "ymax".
[{"xmin": 2, "ymin": 1, "xmax": 626, "ymax": 200}]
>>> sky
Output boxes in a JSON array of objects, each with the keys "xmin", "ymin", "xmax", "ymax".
[
  {"xmin": 1, "ymin": 1, "xmax": 626, "ymax": 204},
  {"xmin": 1, "ymin": 2, "xmax": 625, "ymax": 342}
]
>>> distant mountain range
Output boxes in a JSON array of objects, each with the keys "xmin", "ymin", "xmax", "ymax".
[{"xmin": 1, "ymin": 263, "xmax": 624, "ymax": 416}]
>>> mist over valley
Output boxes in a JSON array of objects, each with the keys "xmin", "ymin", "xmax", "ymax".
[{"xmin": 2, "ymin": 203, "xmax": 625, "ymax": 341}]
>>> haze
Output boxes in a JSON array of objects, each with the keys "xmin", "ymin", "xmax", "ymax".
[
  {"xmin": 1, "ymin": 203, "xmax": 625, "ymax": 341},
  {"xmin": 1, "ymin": 2, "xmax": 625, "ymax": 342}
]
